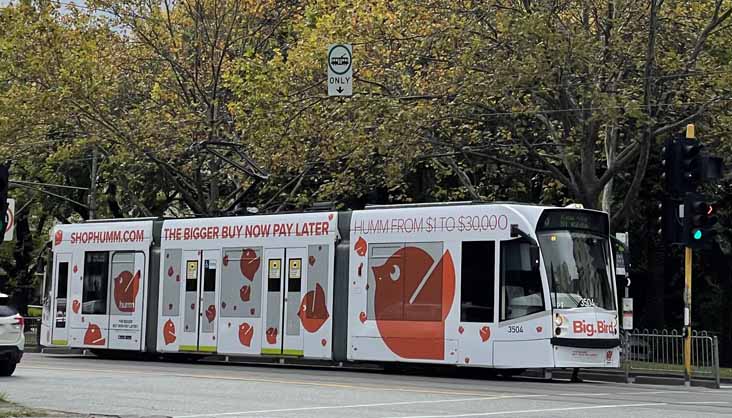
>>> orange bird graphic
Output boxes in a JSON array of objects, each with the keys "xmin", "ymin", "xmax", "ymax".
[{"xmin": 371, "ymin": 247, "xmax": 455, "ymax": 360}]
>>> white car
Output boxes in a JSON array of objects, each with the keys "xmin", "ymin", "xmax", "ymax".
[{"xmin": 0, "ymin": 292, "xmax": 24, "ymax": 376}]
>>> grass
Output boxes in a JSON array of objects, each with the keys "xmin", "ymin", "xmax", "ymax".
[
  {"xmin": 0, "ymin": 392, "xmax": 50, "ymax": 417},
  {"xmin": 0, "ymin": 409, "xmax": 37, "ymax": 418},
  {"xmin": 26, "ymin": 307, "xmax": 42, "ymax": 317}
]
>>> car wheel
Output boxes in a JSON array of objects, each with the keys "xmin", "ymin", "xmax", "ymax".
[{"xmin": 0, "ymin": 359, "xmax": 17, "ymax": 376}]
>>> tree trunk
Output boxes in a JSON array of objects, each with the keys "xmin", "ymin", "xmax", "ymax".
[
  {"xmin": 106, "ymin": 182, "xmax": 125, "ymax": 218},
  {"xmin": 602, "ymin": 124, "xmax": 618, "ymax": 215},
  {"xmin": 8, "ymin": 210, "xmax": 34, "ymax": 316}
]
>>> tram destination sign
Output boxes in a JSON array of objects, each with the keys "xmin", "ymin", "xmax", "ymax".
[
  {"xmin": 537, "ymin": 209, "xmax": 609, "ymax": 235},
  {"xmin": 327, "ymin": 44, "xmax": 352, "ymax": 96}
]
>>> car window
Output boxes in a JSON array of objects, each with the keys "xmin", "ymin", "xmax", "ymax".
[{"xmin": 0, "ymin": 301, "xmax": 18, "ymax": 316}]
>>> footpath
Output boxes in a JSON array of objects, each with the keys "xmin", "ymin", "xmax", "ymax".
[
  {"xmin": 0, "ymin": 397, "xmax": 169, "ymax": 418},
  {"xmin": 0, "ymin": 398, "xmax": 78, "ymax": 418},
  {"xmin": 530, "ymin": 367, "xmax": 732, "ymax": 389}
]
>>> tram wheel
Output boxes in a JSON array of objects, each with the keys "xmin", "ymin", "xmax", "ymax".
[
  {"xmin": 89, "ymin": 349, "xmax": 145, "ymax": 361},
  {"xmin": 497, "ymin": 368, "xmax": 525, "ymax": 379},
  {"xmin": 89, "ymin": 349, "xmax": 117, "ymax": 359}
]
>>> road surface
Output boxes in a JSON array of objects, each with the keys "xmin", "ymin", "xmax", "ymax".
[{"xmin": 2, "ymin": 353, "xmax": 731, "ymax": 417}]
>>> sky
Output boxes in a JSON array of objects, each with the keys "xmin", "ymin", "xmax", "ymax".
[{"xmin": 0, "ymin": 0, "xmax": 86, "ymax": 12}]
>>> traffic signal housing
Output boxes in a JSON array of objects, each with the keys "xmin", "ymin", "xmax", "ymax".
[
  {"xmin": 658, "ymin": 198, "xmax": 682, "ymax": 245},
  {"xmin": 662, "ymin": 138, "xmax": 681, "ymax": 193},
  {"xmin": 679, "ymin": 138, "xmax": 703, "ymax": 191},
  {"xmin": 662, "ymin": 136, "xmax": 704, "ymax": 194},
  {"xmin": 683, "ymin": 193, "xmax": 717, "ymax": 249}
]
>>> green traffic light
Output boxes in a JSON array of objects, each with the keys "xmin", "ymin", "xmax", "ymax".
[{"xmin": 693, "ymin": 229, "xmax": 703, "ymax": 240}]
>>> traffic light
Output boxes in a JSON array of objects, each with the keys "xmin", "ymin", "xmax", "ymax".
[
  {"xmin": 662, "ymin": 136, "xmax": 704, "ymax": 194},
  {"xmin": 683, "ymin": 193, "xmax": 717, "ymax": 249},
  {"xmin": 697, "ymin": 155, "xmax": 724, "ymax": 182},
  {"xmin": 662, "ymin": 138, "xmax": 682, "ymax": 194},
  {"xmin": 661, "ymin": 125, "xmax": 725, "ymax": 249},
  {"xmin": 679, "ymin": 138, "xmax": 703, "ymax": 191},
  {"xmin": 658, "ymin": 198, "xmax": 682, "ymax": 245}
]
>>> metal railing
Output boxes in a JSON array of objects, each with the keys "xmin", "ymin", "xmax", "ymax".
[
  {"xmin": 622, "ymin": 329, "xmax": 720, "ymax": 388},
  {"xmin": 22, "ymin": 317, "xmax": 41, "ymax": 349}
]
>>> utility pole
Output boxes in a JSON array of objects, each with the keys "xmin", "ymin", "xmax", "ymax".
[
  {"xmin": 682, "ymin": 124, "xmax": 694, "ymax": 386},
  {"xmin": 684, "ymin": 243, "xmax": 692, "ymax": 384},
  {"xmin": 88, "ymin": 148, "xmax": 98, "ymax": 220}
]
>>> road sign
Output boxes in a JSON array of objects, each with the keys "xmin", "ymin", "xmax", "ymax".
[
  {"xmin": 328, "ymin": 44, "xmax": 352, "ymax": 96},
  {"xmin": 622, "ymin": 297, "xmax": 633, "ymax": 330},
  {"xmin": 4, "ymin": 198, "xmax": 14, "ymax": 242},
  {"xmin": 615, "ymin": 232, "xmax": 628, "ymax": 246}
]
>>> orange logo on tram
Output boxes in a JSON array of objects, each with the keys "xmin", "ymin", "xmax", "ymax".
[
  {"xmin": 298, "ymin": 283, "xmax": 330, "ymax": 332},
  {"xmin": 371, "ymin": 247, "xmax": 455, "ymax": 360},
  {"xmin": 113, "ymin": 270, "xmax": 140, "ymax": 313},
  {"xmin": 83, "ymin": 323, "xmax": 106, "ymax": 346}
]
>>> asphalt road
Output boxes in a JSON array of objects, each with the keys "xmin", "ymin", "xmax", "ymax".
[{"xmin": 2, "ymin": 353, "xmax": 731, "ymax": 418}]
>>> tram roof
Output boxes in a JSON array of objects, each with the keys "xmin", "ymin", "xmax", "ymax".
[{"xmin": 59, "ymin": 201, "xmax": 599, "ymax": 226}]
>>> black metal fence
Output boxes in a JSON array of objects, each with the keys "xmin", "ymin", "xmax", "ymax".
[
  {"xmin": 22, "ymin": 317, "xmax": 41, "ymax": 350},
  {"xmin": 623, "ymin": 329, "xmax": 720, "ymax": 388}
]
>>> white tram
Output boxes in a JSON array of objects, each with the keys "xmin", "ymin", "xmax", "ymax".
[{"xmin": 40, "ymin": 202, "xmax": 620, "ymax": 370}]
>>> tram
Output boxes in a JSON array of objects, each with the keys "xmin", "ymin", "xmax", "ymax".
[{"xmin": 40, "ymin": 202, "xmax": 620, "ymax": 370}]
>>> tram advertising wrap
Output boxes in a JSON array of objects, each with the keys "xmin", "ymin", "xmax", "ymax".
[{"xmin": 40, "ymin": 202, "xmax": 620, "ymax": 371}]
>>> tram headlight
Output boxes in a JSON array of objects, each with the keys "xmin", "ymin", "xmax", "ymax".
[{"xmin": 554, "ymin": 314, "xmax": 568, "ymax": 336}]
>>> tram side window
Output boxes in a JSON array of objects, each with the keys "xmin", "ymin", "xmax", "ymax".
[
  {"xmin": 43, "ymin": 262, "xmax": 53, "ymax": 319},
  {"xmin": 367, "ymin": 242, "xmax": 443, "ymax": 321},
  {"xmin": 460, "ymin": 241, "xmax": 495, "ymax": 322},
  {"xmin": 55, "ymin": 262, "xmax": 69, "ymax": 328},
  {"xmin": 203, "ymin": 263, "xmax": 216, "ymax": 291},
  {"xmin": 162, "ymin": 249, "xmax": 182, "ymax": 317},
  {"xmin": 82, "ymin": 252, "xmax": 110, "ymax": 315},
  {"xmin": 56, "ymin": 262, "xmax": 69, "ymax": 301},
  {"xmin": 500, "ymin": 239, "xmax": 544, "ymax": 321},
  {"xmin": 110, "ymin": 252, "xmax": 136, "ymax": 316}
]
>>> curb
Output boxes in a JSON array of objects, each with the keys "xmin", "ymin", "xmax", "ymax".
[{"xmin": 531, "ymin": 368, "xmax": 730, "ymax": 388}]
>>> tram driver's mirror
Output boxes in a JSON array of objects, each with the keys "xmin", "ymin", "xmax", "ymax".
[
  {"xmin": 515, "ymin": 242, "xmax": 541, "ymax": 273},
  {"xmin": 530, "ymin": 245, "xmax": 540, "ymax": 273}
]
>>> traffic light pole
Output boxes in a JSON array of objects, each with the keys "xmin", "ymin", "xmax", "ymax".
[
  {"xmin": 661, "ymin": 123, "xmax": 723, "ymax": 386},
  {"xmin": 684, "ymin": 247, "xmax": 692, "ymax": 386},
  {"xmin": 683, "ymin": 124, "xmax": 694, "ymax": 386}
]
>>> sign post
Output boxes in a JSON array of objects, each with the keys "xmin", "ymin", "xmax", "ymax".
[
  {"xmin": 615, "ymin": 232, "xmax": 633, "ymax": 331},
  {"xmin": 622, "ymin": 298, "xmax": 633, "ymax": 330},
  {"xmin": 3, "ymin": 198, "xmax": 14, "ymax": 242},
  {"xmin": 327, "ymin": 44, "xmax": 352, "ymax": 96}
]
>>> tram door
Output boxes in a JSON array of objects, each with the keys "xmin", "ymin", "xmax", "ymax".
[
  {"xmin": 261, "ymin": 247, "xmax": 306, "ymax": 356},
  {"xmin": 179, "ymin": 249, "xmax": 219, "ymax": 352},
  {"xmin": 50, "ymin": 253, "xmax": 71, "ymax": 346}
]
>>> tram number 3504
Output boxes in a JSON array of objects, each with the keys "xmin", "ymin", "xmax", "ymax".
[{"xmin": 507, "ymin": 325, "xmax": 524, "ymax": 334}]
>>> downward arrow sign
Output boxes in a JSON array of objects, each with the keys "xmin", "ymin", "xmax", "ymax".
[{"xmin": 337, "ymin": 87, "xmax": 344, "ymax": 93}]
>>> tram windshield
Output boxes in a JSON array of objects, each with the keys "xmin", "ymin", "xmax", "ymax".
[{"xmin": 538, "ymin": 230, "xmax": 614, "ymax": 310}]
